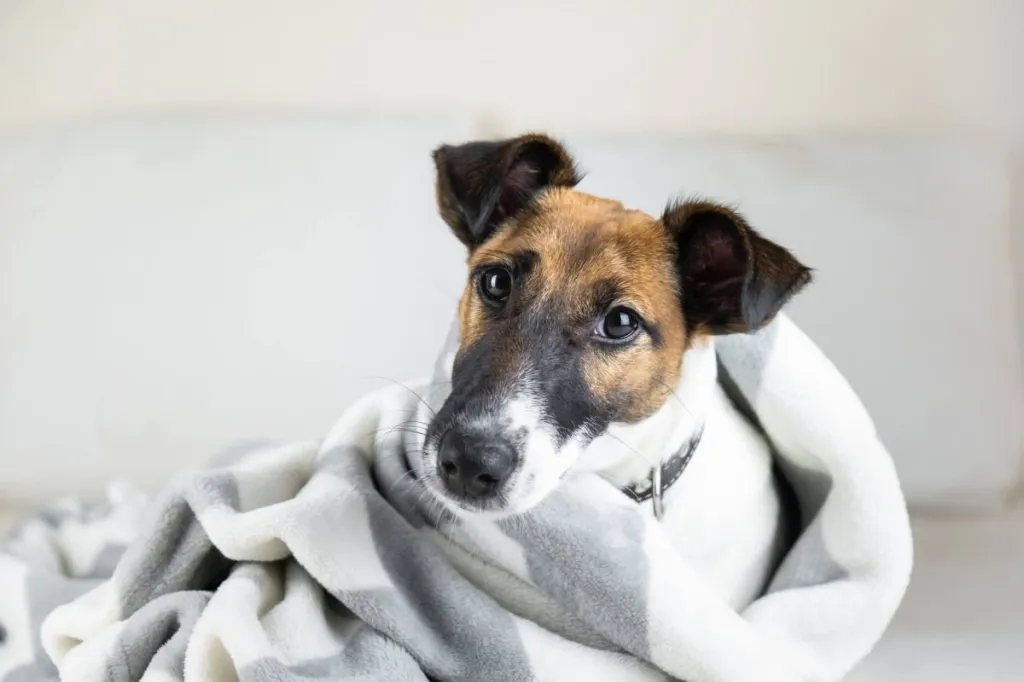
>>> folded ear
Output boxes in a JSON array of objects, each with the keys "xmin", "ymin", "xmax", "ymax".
[
  {"xmin": 432, "ymin": 134, "xmax": 581, "ymax": 249},
  {"xmin": 665, "ymin": 200, "xmax": 812, "ymax": 335}
]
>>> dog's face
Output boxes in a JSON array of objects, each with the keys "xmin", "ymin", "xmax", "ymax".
[{"xmin": 422, "ymin": 135, "xmax": 810, "ymax": 515}]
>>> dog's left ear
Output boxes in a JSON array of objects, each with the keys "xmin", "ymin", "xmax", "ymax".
[
  {"xmin": 665, "ymin": 200, "xmax": 812, "ymax": 335},
  {"xmin": 432, "ymin": 134, "xmax": 581, "ymax": 249}
]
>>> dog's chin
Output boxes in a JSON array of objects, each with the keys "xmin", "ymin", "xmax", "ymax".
[{"xmin": 421, "ymin": 474, "xmax": 557, "ymax": 520}]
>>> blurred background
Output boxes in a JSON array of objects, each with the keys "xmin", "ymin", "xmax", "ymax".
[{"xmin": 0, "ymin": 1, "xmax": 1021, "ymax": 680}]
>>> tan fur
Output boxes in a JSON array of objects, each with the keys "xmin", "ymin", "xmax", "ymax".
[{"xmin": 459, "ymin": 188, "xmax": 689, "ymax": 424}]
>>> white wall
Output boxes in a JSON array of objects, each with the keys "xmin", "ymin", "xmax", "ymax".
[
  {"xmin": 4, "ymin": 0, "xmax": 1019, "ymax": 336},
  {"xmin": 0, "ymin": 0, "xmax": 1021, "ymax": 496},
  {"xmin": 1001, "ymin": 6, "xmax": 1024, "ymax": 451},
  {"xmin": 0, "ymin": 0, "xmax": 1017, "ymax": 139}
]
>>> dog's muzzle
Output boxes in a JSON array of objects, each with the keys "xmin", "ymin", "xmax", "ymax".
[{"xmin": 435, "ymin": 430, "xmax": 516, "ymax": 502}]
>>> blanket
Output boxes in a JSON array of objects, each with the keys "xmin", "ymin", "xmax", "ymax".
[{"xmin": 0, "ymin": 314, "xmax": 912, "ymax": 681}]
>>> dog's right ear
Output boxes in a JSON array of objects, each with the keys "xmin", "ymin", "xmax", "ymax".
[
  {"xmin": 432, "ymin": 134, "xmax": 581, "ymax": 249},
  {"xmin": 665, "ymin": 199, "xmax": 812, "ymax": 335}
]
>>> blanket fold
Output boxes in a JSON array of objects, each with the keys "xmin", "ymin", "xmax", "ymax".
[{"xmin": 0, "ymin": 314, "xmax": 912, "ymax": 681}]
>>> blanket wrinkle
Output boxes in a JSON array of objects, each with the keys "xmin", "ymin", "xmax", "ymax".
[{"xmin": 0, "ymin": 314, "xmax": 912, "ymax": 682}]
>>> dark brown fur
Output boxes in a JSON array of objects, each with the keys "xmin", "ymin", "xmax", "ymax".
[
  {"xmin": 464, "ymin": 188, "xmax": 688, "ymax": 422},
  {"xmin": 431, "ymin": 133, "xmax": 810, "ymax": 449}
]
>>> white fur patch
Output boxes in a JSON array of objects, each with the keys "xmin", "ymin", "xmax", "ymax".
[{"xmin": 498, "ymin": 390, "xmax": 580, "ymax": 512}]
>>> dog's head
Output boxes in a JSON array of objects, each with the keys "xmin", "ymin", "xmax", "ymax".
[{"xmin": 422, "ymin": 134, "xmax": 810, "ymax": 515}]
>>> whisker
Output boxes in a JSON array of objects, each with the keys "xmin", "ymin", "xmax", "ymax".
[
  {"xmin": 594, "ymin": 472, "xmax": 641, "ymax": 502},
  {"xmin": 387, "ymin": 468, "xmax": 418, "ymax": 494},
  {"xmin": 411, "ymin": 484, "xmax": 435, "ymax": 523},
  {"xmin": 360, "ymin": 420, "xmax": 432, "ymax": 442},
  {"xmin": 431, "ymin": 497, "xmax": 448, "ymax": 534},
  {"xmin": 444, "ymin": 507, "xmax": 458, "ymax": 552},
  {"xmin": 603, "ymin": 431, "xmax": 654, "ymax": 468},
  {"xmin": 364, "ymin": 376, "xmax": 438, "ymax": 418},
  {"xmin": 651, "ymin": 375, "xmax": 696, "ymax": 423}
]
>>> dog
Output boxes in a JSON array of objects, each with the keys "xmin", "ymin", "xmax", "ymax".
[{"xmin": 417, "ymin": 134, "xmax": 811, "ymax": 610}]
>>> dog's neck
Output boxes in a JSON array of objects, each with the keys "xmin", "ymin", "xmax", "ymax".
[
  {"xmin": 573, "ymin": 338, "xmax": 715, "ymax": 489},
  {"xmin": 423, "ymin": 324, "xmax": 716, "ymax": 491}
]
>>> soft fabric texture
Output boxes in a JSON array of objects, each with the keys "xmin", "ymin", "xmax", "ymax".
[{"xmin": 0, "ymin": 314, "xmax": 912, "ymax": 681}]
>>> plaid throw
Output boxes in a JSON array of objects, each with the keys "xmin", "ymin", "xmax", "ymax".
[{"xmin": 0, "ymin": 314, "xmax": 912, "ymax": 681}]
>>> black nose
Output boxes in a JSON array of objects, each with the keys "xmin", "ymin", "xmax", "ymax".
[{"xmin": 437, "ymin": 431, "xmax": 515, "ymax": 501}]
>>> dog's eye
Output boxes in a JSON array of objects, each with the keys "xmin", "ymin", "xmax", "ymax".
[
  {"xmin": 597, "ymin": 307, "xmax": 641, "ymax": 341},
  {"xmin": 479, "ymin": 267, "xmax": 513, "ymax": 304}
]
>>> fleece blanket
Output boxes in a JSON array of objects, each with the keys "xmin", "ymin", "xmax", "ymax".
[{"xmin": 0, "ymin": 314, "xmax": 912, "ymax": 682}]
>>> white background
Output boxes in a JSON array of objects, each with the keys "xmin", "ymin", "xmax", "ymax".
[
  {"xmin": 2, "ymin": 0, "xmax": 1021, "ymax": 375},
  {"xmin": 0, "ymin": 0, "xmax": 1021, "ymax": 499}
]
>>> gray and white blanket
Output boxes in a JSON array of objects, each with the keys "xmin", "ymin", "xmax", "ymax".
[{"xmin": 0, "ymin": 314, "xmax": 912, "ymax": 681}]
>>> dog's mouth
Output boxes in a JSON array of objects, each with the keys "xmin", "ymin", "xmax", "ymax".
[
  {"xmin": 420, "ymin": 402, "xmax": 590, "ymax": 517},
  {"xmin": 419, "ymin": 422, "xmax": 526, "ymax": 516}
]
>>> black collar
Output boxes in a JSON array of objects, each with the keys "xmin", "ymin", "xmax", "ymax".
[{"xmin": 621, "ymin": 429, "xmax": 703, "ymax": 519}]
